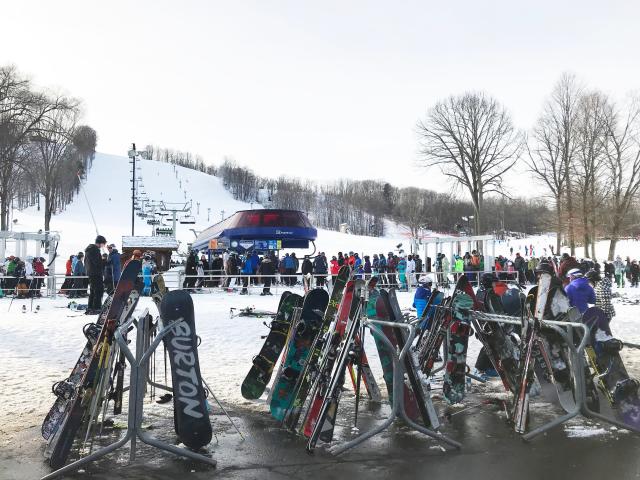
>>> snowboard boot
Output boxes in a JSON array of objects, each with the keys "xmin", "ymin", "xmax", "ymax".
[
  {"xmin": 52, "ymin": 381, "xmax": 75, "ymax": 400},
  {"xmin": 600, "ymin": 338, "xmax": 624, "ymax": 354},
  {"xmin": 613, "ymin": 378, "xmax": 639, "ymax": 402}
]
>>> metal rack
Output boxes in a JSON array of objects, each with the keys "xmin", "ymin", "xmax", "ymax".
[
  {"xmin": 42, "ymin": 311, "xmax": 216, "ymax": 480},
  {"xmin": 468, "ymin": 310, "xmax": 639, "ymax": 440},
  {"xmin": 330, "ymin": 317, "xmax": 462, "ymax": 455}
]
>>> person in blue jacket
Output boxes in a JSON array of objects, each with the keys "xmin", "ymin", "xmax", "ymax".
[
  {"xmin": 413, "ymin": 275, "xmax": 433, "ymax": 318},
  {"xmin": 240, "ymin": 254, "xmax": 253, "ymax": 294},
  {"xmin": 565, "ymin": 268, "xmax": 595, "ymax": 313},
  {"xmin": 142, "ymin": 255, "xmax": 153, "ymax": 296},
  {"xmin": 106, "ymin": 244, "xmax": 121, "ymax": 290}
]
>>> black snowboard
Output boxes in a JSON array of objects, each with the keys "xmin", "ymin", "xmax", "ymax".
[
  {"xmin": 160, "ymin": 289, "xmax": 213, "ymax": 450},
  {"xmin": 241, "ymin": 291, "xmax": 302, "ymax": 399},
  {"xmin": 47, "ymin": 259, "xmax": 142, "ymax": 469}
]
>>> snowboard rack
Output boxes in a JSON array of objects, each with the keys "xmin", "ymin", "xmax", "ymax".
[
  {"xmin": 42, "ymin": 309, "xmax": 216, "ymax": 480},
  {"xmin": 468, "ymin": 310, "xmax": 640, "ymax": 439},
  {"xmin": 329, "ymin": 317, "xmax": 462, "ymax": 455}
]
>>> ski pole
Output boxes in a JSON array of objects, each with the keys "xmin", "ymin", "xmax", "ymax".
[{"xmin": 201, "ymin": 377, "xmax": 244, "ymax": 440}]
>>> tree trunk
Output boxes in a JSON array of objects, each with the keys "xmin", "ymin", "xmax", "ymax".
[
  {"xmin": 44, "ymin": 195, "xmax": 52, "ymax": 233},
  {"xmin": 555, "ymin": 196, "xmax": 562, "ymax": 254},
  {"xmin": 582, "ymin": 200, "xmax": 590, "ymax": 258},
  {"xmin": 0, "ymin": 191, "xmax": 8, "ymax": 230},
  {"xmin": 565, "ymin": 167, "xmax": 576, "ymax": 255}
]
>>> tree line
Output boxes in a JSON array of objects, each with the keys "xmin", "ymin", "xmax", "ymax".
[
  {"xmin": 0, "ymin": 65, "xmax": 97, "ymax": 232},
  {"xmin": 144, "ymin": 145, "xmax": 216, "ymax": 176},
  {"xmin": 215, "ymin": 158, "xmax": 550, "ymax": 237},
  {"xmin": 417, "ymin": 73, "xmax": 640, "ymax": 260}
]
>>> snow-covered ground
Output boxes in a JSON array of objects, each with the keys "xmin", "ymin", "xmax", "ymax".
[{"xmin": 1, "ymin": 284, "xmax": 640, "ymax": 448}]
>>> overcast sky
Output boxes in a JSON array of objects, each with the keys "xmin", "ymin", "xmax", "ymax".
[{"xmin": 2, "ymin": 0, "xmax": 639, "ymax": 193}]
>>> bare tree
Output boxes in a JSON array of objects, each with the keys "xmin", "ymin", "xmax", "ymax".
[
  {"xmin": 0, "ymin": 66, "xmax": 70, "ymax": 229},
  {"xmin": 526, "ymin": 118, "xmax": 566, "ymax": 254},
  {"xmin": 603, "ymin": 96, "xmax": 640, "ymax": 260},
  {"xmin": 27, "ymin": 99, "xmax": 80, "ymax": 232},
  {"xmin": 546, "ymin": 74, "xmax": 583, "ymax": 255},
  {"xmin": 417, "ymin": 92, "xmax": 523, "ymax": 234},
  {"xmin": 574, "ymin": 91, "xmax": 609, "ymax": 258}
]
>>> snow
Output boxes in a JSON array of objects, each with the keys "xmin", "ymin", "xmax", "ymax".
[{"xmin": 1, "ymin": 284, "xmax": 639, "ymax": 447}]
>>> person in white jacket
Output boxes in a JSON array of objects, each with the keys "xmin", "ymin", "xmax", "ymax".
[{"xmin": 406, "ymin": 255, "xmax": 416, "ymax": 289}]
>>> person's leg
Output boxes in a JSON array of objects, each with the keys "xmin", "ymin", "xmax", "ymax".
[{"xmin": 94, "ymin": 277, "xmax": 104, "ymax": 309}]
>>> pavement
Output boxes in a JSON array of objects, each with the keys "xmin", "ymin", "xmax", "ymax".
[{"xmin": 3, "ymin": 388, "xmax": 640, "ymax": 480}]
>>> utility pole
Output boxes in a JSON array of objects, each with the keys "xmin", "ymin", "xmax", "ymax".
[
  {"xmin": 128, "ymin": 143, "xmax": 137, "ymax": 236},
  {"xmin": 220, "ymin": 210, "xmax": 225, "ymax": 221}
]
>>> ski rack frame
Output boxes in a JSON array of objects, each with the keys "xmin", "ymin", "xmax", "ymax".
[
  {"xmin": 42, "ymin": 311, "xmax": 216, "ymax": 480},
  {"xmin": 468, "ymin": 310, "xmax": 640, "ymax": 440},
  {"xmin": 329, "ymin": 317, "xmax": 462, "ymax": 455}
]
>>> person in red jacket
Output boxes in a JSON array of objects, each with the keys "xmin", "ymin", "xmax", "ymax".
[
  {"xmin": 61, "ymin": 255, "xmax": 74, "ymax": 294},
  {"xmin": 32, "ymin": 257, "xmax": 46, "ymax": 297},
  {"xmin": 330, "ymin": 255, "xmax": 339, "ymax": 275}
]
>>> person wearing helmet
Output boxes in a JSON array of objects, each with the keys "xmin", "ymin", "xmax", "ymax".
[
  {"xmin": 565, "ymin": 268, "xmax": 595, "ymax": 314},
  {"xmin": 413, "ymin": 275, "xmax": 433, "ymax": 319}
]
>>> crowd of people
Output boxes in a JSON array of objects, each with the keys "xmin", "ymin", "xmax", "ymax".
[
  {"xmin": 176, "ymin": 245, "xmax": 640, "ymax": 297},
  {"xmin": 0, "ymin": 256, "xmax": 47, "ymax": 298}
]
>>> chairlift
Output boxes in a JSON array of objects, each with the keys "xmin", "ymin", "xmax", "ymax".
[{"xmin": 180, "ymin": 215, "xmax": 196, "ymax": 225}]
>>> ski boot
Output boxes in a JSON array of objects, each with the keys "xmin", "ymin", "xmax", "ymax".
[{"xmin": 22, "ymin": 305, "xmax": 27, "ymax": 313}]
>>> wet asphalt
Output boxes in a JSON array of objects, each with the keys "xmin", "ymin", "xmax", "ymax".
[{"xmin": 2, "ymin": 388, "xmax": 640, "ymax": 480}]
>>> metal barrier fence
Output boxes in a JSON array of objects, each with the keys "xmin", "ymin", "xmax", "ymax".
[{"xmin": 0, "ymin": 270, "xmax": 523, "ymax": 299}]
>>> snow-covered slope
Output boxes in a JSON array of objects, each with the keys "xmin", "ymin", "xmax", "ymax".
[
  {"xmin": 8, "ymin": 153, "xmax": 413, "ymax": 266},
  {"xmin": 11, "ymin": 153, "xmax": 252, "ymax": 264},
  {"xmin": 8, "ymin": 153, "xmax": 638, "ymax": 266}
]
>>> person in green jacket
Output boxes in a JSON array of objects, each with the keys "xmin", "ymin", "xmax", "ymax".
[{"xmin": 454, "ymin": 255, "xmax": 464, "ymax": 280}]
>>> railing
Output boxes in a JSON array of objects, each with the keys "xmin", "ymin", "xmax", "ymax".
[{"xmin": 0, "ymin": 269, "xmax": 524, "ymax": 298}]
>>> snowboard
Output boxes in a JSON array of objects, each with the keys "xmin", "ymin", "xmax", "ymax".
[
  {"xmin": 417, "ymin": 275, "xmax": 467, "ymax": 375},
  {"xmin": 386, "ymin": 288, "xmax": 439, "ymax": 428},
  {"xmin": 46, "ymin": 260, "xmax": 142, "ymax": 469},
  {"xmin": 283, "ymin": 265, "xmax": 350, "ymax": 429},
  {"xmin": 269, "ymin": 288, "xmax": 330, "ymax": 421},
  {"xmin": 583, "ymin": 306, "xmax": 640, "ymax": 429},
  {"xmin": 41, "ymin": 295, "xmax": 115, "ymax": 441},
  {"xmin": 528, "ymin": 283, "xmax": 577, "ymax": 412},
  {"xmin": 471, "ymin": 283, "xmax": 520, "ymax": 394},
  {"xmin": 513, "ymin": 272, "xmax": 550, "ymax": 434},
  {"xmin": 241, "ymin": 292, "xmax": 301, "ymax": 400},
  {"xmin": 306, "ymin": 288, "xmax": 363, "ymax": 452},
  {"xmin": 302, "ymin": 280, "xmax": 362, "ymax": 442},
  {"xmin": 442, "ymin": 290, "xmax": 474, "ymax": 404},
  {"xmin": 160, "ymin": 289, "xmax": 213, "ymax": 450}
]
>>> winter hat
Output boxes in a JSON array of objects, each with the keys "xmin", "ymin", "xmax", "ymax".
[
  {"xmin": 567, "ymin": 268, "xmax": 582, "ymax": 278},
  {"xmin": 586, "ymin": 269, "xmax": 601, "ymax": 283},
  {"xmin": 95, "ymin": 235, "xmax": 107, "ymax": 245}
]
